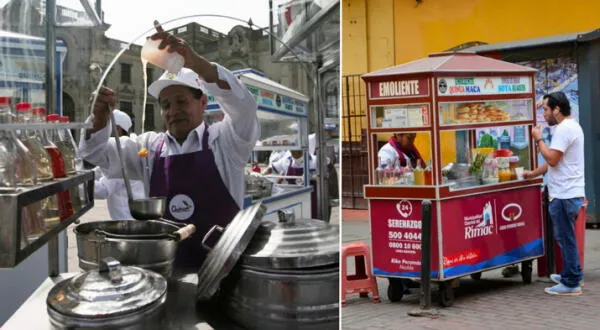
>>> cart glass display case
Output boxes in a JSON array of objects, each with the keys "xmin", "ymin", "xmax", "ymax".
[
  {"xmin": 438, "ymin": 99, "xmax": 533, "ymax": 126},
  {"xmin": 371, "ymin": 131, "xmax": 434, "ymax": 186},
  {"xmin": 440, "ymin": 126, "xmax": 532, "ymax": 190},
  {"xmin": 370, "ymin": 104, "xmax": 431, "ymax": 129}
]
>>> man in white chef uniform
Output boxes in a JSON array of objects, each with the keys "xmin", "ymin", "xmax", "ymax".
[
  {"xmin": 93, "ymin": 110, "xmax": 145, "ymax": 220},
  {"xmin": 80, "ymin": 28, "xmax": 259, "ymax": 269}
]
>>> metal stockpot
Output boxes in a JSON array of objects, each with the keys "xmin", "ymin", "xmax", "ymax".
[
  {"xmin": 47, "ymin": 257, "xmax": 167, "ymax": 330},
  {"xmin": 219, "ymin": 211, "xmax": 340, "ymax": 330},
  {"xmin": 74, "ymin": 219, "xmax": 195, "ymax": 278}
]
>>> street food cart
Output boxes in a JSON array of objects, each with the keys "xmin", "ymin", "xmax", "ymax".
[
  {"xmin": 205, "ymin": 69, "xmax": 313, "ymax": 222},
  {"xmin": 361, "ymin": 52, "xmax": 545, "ymax": 306}
]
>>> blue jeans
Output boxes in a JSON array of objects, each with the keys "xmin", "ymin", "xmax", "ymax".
[{"xmin": 549, "ymin": 197, "xmax": 584, "ymax": 287}]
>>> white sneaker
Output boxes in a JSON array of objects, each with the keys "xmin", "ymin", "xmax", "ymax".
[
  {"xmin": 550, "ymin": 274, "xmax": 584, "ymax": 287},
  {"xmin": 544, "ymin": 283, "xmax": 582, "ymax": 296}
]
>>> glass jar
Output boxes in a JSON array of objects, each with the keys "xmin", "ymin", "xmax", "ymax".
[
  {"xmin": 413, "ymin": 159, "xmax": 425, "ymax": 185},
  {"xmin": 509, "ymin": 156, "xmax": 520, "ymax": 181},
  {"xmin": 482, "ymin": 158, "xmax": 498, "ymax": 184},
  {"xmin": 498, "ymin": 167, "xmax": 512, "ymax": 182}
]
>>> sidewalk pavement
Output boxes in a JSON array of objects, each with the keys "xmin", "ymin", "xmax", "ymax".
[{"xmin": 342, "ymin": 214, "xmax": 600, "ymax": 330}]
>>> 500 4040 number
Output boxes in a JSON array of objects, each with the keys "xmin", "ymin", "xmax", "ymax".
[{"xmin": 388, "ymin": 231, "xmax": 422, "ymax": 241}]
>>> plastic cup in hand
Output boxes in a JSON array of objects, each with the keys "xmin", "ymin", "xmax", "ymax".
[
  {"xmin": 141, "ymin": 39, "xmax": 184, "ymax": 74},
  {"xmin": 515, "ymin": 167, "xmax": 525, "ymax": 180}
]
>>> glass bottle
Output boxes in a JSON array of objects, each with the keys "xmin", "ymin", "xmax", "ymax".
[
  {"xmin": 383, "ymin": 160, "xmax": 394, "ymax": 185},
  {"xmin": 15, "ymin": 102, "xmax": 52, "ymax": 241},
  {"xmin": 59, "ymin": 115, "xmax": 85, "ymax": 210},
  {"xmin": 404, "ymin": 161, "xmax": 414, "ymax": 185},
  {"xmin": 393, "ymin": 160, "xmax": 403, "ymax": 185},
  {"xmin": 424, "ymin": 159, "xmax": 433, "ymax": 185},
  {"xmin": 413, "ymin": 159, "xmax": 425, "ymax": 185},
  {"xmin": 27, "ymin": 107, "xmax": 61, "ymax": 227},
  {"xmin": 2, "ymin": 99, "xmax": 46, "ymax": 243},
  {"xmin": 0, "ymin": 97, "xmax": 18, "ymax": 191},
  {"xmin": 509, "ymin": 156, "xmax": 520, "ymax": 181},
  {"xmin": 42, "ymin": 113, "xmax": 73, "ymax": 220},
  {"xmin": 375, "ymin": 158, "xmax": 384, "ymax": 185},
  {"xmin": 1, "ymin": 100, "xmax": 36, "ymax": 187}
]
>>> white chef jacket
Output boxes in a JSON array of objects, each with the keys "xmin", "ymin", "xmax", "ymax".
[
  {"xmin": 80, "ymin": 64, "xmax": 260, "ymax": 209},
  {"xmin": 94, "ymin": 171, "xmax": 146, "ymax": 220},
  {"xmin": 378, "ymin": 142, "xmax": 409, "ymax": 167},
  {"xmin": 268, "ymin": 150, "xmax": 288, "ymax": 169},
  {"xmin": 272, "ymin": 154, "xmax": 318, "ymax": 184}
]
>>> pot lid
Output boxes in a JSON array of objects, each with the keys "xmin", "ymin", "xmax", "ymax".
[
  {"xmin": 47, "ymin": 257, "xmax": 167, "ymax": 318},
  {"xmin": 241, "ymin": 210, "xmax": 339, "ymax": 269},
  {"xmin": 196, "ymin": 203, "xmax": 266, "ymax": 302}
]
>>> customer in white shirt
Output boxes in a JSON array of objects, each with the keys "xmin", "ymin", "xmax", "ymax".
[
  {"xmin": 80, "ymin": 27, "xmax": 259, "ymax": 269},
  {"xmin": 93, "ymin": 110, "xmax": 145, "ymax": 220},
  {"xmin": 525, "ymin": 91, "xmax": 585, "ymax": 296}
]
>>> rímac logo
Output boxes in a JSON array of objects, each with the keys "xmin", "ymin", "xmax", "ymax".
[{"xmin": 464, "ymin": 201, "xmax": 494, "ymax": 239}]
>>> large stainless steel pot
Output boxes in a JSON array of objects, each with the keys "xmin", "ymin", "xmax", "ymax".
[
  {"xmin": 47, "ymin": 257, "xmax": 167, "ymax": 329},
  {"xmin": 219, "ymin": 210, "xmax": 340, "ymax": 330},
  {"xmin": 74, "ymin": 219, "xmax": 194, "ymax": 278}
]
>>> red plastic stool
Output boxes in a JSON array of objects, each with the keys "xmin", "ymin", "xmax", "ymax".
[{"xmin": 341, "ymin": 242, "xmax": 380, "ymax": 306}]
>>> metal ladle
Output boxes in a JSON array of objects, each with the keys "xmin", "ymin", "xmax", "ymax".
[{"xmin": 108, "ymin": 106, "xmax": 166, "ymax": 220}]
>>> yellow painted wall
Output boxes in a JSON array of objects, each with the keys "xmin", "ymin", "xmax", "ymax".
[
  {"xmin": 342, "ymin": 0, "xmax": 599, "ymax": 163},
  {"xmin": 342, "ymin": 0, "xmax": 369, "ymax": 75},
  {"xmin": 342, "ymin": 0, "xmax": 395, "ymax": 75},
  {"xmin": 344, "ymin": 0, "xmax": 600, "ymax": 74},
  {"xmin": 392, "ymin": 0, "xmax": 600, "ymax": 66}
]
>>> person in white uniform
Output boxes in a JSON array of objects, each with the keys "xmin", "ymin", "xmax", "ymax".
[
  {"xmin": 80, "ymin": 26, "xmax": 259, "ymax": 269},
  {"xmin": 270, "ymin": 150, "xmax": 317, "ymax": 185},
  {"xmin": 378, "ymin": 133, "xmax": 423, "ymax": 168},
  {"xmin": 92, "ymin": 110, "xmax": 145, "ymax": 220},
  {"xmin": 264, "ymin": 122, "xmax": 302, "ymax": 173}
]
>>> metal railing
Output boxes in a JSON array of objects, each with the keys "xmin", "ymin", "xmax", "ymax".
[{"xmin": 342, "ymin": 74, "xmax": 369, "ymax": 209}]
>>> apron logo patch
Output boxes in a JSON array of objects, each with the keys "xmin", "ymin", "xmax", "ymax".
[{"xmin": 169, "ymin": 194, "xmax": 195, "ymax": 220}]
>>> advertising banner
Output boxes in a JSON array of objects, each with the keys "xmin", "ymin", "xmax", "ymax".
[
  {"xmin": 440, "ymin": 186, "xmax": 544, "ymax": 278},
  {"xmin": 437, "ymin": 76, "xmax": 532, "ymax": 96},
  {"xmin": 370, "ymin": 199, "xmax": 439, "ymax": 277},
  {"xmin": 369, "ymin": 186, "xmax": 543, "ymax": 279}
]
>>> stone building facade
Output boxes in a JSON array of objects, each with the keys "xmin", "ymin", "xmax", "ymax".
[{"xmin": 0, "ymin": 1, "xmax": 333, "ymax": 135}]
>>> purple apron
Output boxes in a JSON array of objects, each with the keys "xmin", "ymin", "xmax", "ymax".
[
  {"xmin": 285, "ymin": 157, "xmax": 304, "ymax": 184},
  {"xmin": 149, "ymin": 124, "xmax": 239, "ymax": 269}
]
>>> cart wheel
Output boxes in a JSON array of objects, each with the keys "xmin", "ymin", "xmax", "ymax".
[
  {"xmin": 438, "ymin": 281, "xmax": 454, "ymax": 307},
  {"xmin": 521, "ymin": 260, "xmax": 533, "ymax": 284},
  {"xmin": 470, "ymin": 272, "xmax": 482, "ymax": 280},
  {"xmin": 387, "ymin": 278, "xmax": 404, "ymax": 302}
]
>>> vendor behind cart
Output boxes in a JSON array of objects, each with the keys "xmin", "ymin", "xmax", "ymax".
[
  {"xmin": 79, "ymin": 27, "xmax": 259, "ymax": 270},
  {"xmin": 267, "ymin": 150, "xmax": 317, "ymax": 185},
  {"xmin": 378, "ymin": 133, "xmax": 423, "ymax": 168},
  {"xmin": 93, "ymin": 110, "xmax": 145, "ymax": 220}
]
